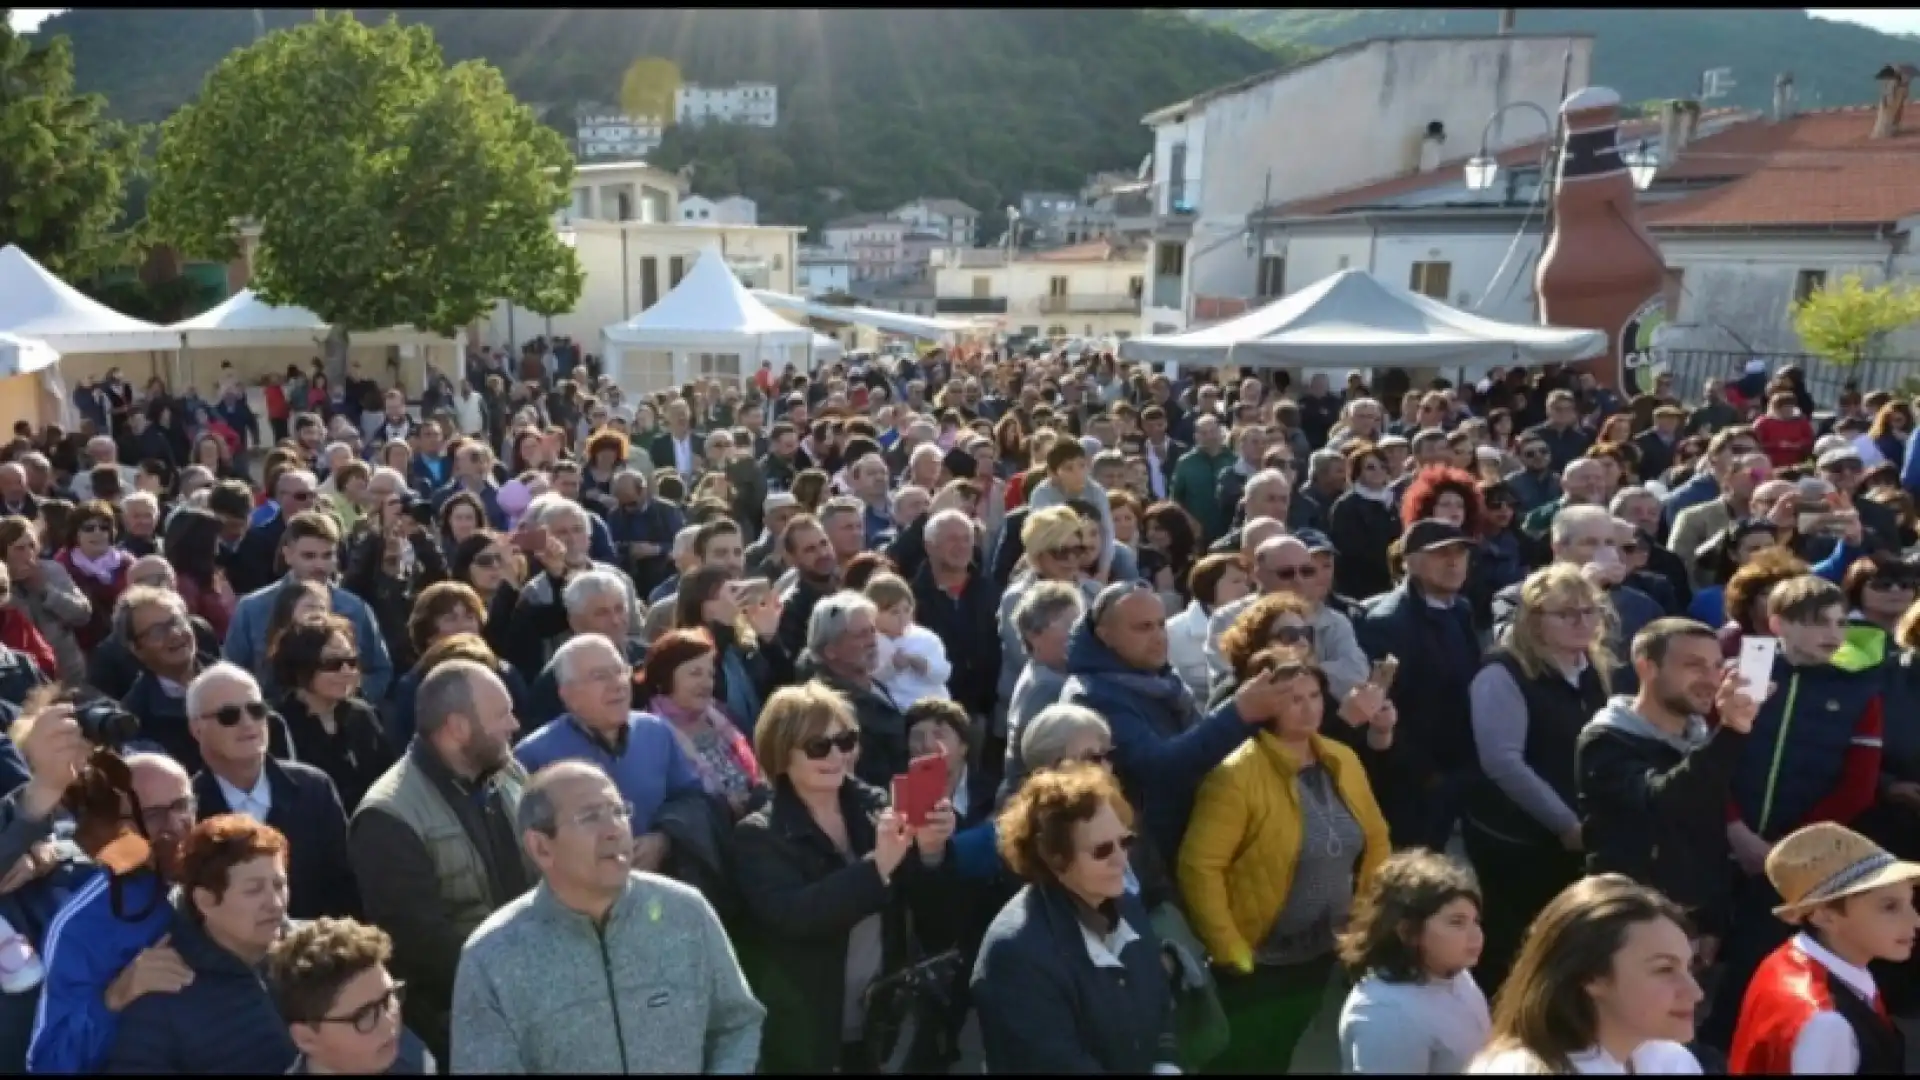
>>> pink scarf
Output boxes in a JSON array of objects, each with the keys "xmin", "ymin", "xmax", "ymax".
[
  {"xmin": 649, "ymin": 694, "xmax": 761, "ymax": 792},
  {"xmin": 67, "ymin": 547, "xmax": 129, "ymax": 586}
]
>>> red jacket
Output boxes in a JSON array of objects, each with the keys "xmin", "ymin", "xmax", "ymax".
[
  {"xmin": 1753, "ymin": 414, "xmax": 1816, "ymax": 469},
  {"xmin": 0, "ymin": 609, "xmax": 57, "ymax": 680},
  {"xmin": 1730, "ymin": 938, "xmax": 1893, "ymax": 1074}
]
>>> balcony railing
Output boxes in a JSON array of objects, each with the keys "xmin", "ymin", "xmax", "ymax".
[
  {"xmin": 1150, "ymin": 274, "xmax": 1184, "ymax": 311},
  {"xmin": 1038, "ymin": 294, "xmax": 1141, "ymax": 314},
  {"xmin": 934, "ymin": 296, "xmax": 1009, "ymax": 315}
]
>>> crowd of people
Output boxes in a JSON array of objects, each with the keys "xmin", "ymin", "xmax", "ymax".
[{"xmin": 0, "ymin": 341, "xmax": 1915, "ymax": 1074}]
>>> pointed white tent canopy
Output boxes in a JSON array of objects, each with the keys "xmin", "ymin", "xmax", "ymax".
[
  {"xmin": 1118, "ymin": 268, "xmax": 1606, "ymax": 370},
  {"xmin": 0, "ymin": 244, "xmax": 180, "ymax": 353},
  {"xmin": 603, "ymin": 247, "xmax": 814, "ymax": 350},
  {"xmin": 750, "ymin": 289, "xmax": 975, "ymax": 341},
  {"xmin": 0, "ymin": 332, "xmax": 60, "ymax": 378},
  {"xmin": 169, "ymin": 288, "xmax": 453, "ymax": 349}
]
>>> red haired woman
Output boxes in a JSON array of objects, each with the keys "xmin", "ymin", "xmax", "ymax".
[{"xmin": 1400, "ymin": 466, "xmax": 1486, "ymax": 536}]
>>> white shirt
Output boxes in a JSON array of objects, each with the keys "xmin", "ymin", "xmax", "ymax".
[
  {"xmin": 215, "ymin": 770, "xmax": 273, "ymax": 824},
  {"xmin": 1470, "ymin": 1040, "xmax": 1700, "ymax": 1074},
  {"xmin": 671, "ymin": 434, "xmax": 696, "ymax": 478},
  {"xmin": 1790, "ymin": 932, "xmax": 1878, "ymax": 1075}
]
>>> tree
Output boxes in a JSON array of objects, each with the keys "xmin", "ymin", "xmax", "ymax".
[
  {"xmin": 619, "ymin": 57, "xmax": 682, "ymax": 124},
  {"xmin": 1792, "ymin": 272, "xmax": 1920, "ymax": 365},
  {"xmin": 0, "ymin": 13, "xmax": 144, "ymax": 280},
  {"xmin": 148, "ymin": 11, "xmax": 581, "ymax": 377}
]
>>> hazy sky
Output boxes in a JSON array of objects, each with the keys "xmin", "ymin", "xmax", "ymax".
[{"xmin": 10, "ymin": 7, "xmax": 1920, "ymax": 36}]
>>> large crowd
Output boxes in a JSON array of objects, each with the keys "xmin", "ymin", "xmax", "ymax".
[{"xmin": 0, "ymin": 342, "xmax": 1914, "ymax": 1074}]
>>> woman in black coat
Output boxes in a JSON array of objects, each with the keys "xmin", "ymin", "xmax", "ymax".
[
  {"xmin": 730, "ymin": 684, "xmax": 958, "ymax": 1074},
  {"xmin": 972, "ymin": 763, "xmax": 1180, "ymax": 1074},
  {"xmin": 269, "ymin": 611, "xmax": 397, "ymax": 815},
  {"xmin": 1326, "ymin": 445, "xmax": 1402, "ymax": 603}
]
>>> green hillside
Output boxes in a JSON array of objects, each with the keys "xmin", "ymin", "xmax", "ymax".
[
  {"xmin": 1190, "ymin": 9, "xmax": 1913, "ymax": 111},
  {"xmin": 31, "ymin": 9, "xmax": 1296, "ymax": 237}
]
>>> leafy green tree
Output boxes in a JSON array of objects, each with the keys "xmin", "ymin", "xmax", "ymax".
[
  {"xmin": 148, "ymin": 11, "xmax": 581, "ymax": 375},
  {"xmin": 0, "ymin": 12, "xmax": 144, "ymax": 279},
  {"xmin": 1792, "ymin": 272, "xmax": 1920, "ymax": 365}
]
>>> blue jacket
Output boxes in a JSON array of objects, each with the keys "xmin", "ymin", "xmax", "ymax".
[
  {"xmin": 1903, "ymin": 425, "xmax": 1920, "ymax": 500},
  {"xmin": 1058, "ymin": 614, "xmax": 1251, "ymax": 861},
  {"xmin": 1661, "ymin": 470, "xmax": 1720, "ymax": 538},
  {"xmin": 429, "ymin": 478, "xmax": 508, "ymax": 532},
  {"xmin": 27, "ymin": 869, "xmax": 175, "ymax": 1074},
  {"xmin": 225, "ymin": 575, "xmax": 395, "ymax": 700},
  {"xmin": 514, "ymin": 713, "xmax": 705, "ymax": 836},
  {"xmin": 1730, "ymin": 629, "xmax": 1887, "ymax": 841}
]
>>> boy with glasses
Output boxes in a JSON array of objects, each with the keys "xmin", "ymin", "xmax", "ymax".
[{"xmin": 268, "ymin": 917, "xmax": 432, "ymax": 1074}]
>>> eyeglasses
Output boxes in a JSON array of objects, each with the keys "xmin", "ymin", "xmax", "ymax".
[
  {"xmin": 317, "ymin": 654, "xmax": 361, "ymax": 674},
  {"xmin": 1542, "ymin": 606, "xmax": 1601, "ymax": 624},
  {"xmin": 1075, "ymin": 748, "xmax": 1114, "ymax": 767},
  {"xmin": 1520, "ymin": 447, "xmax": 1548, "ymax": 459},
  {"xmin": 1048, "ymin": 544, "xmax": 1092, "ymax": 561},
  {"xmin": 1620, "ymin": 542, "xmax": 1643, "ymax": 556},
  {"xmin": 1485, "ymin": 498, "xmax": 1516, "ymax": 511},
  {"xmin": 135, "ymin": 796, "xmax": 197, "ymax": 833},
  {"xmin": 1087, "ymin": 833, "xmax": 1137, "ymax": 862},
  {"xmin": 801, "ymin": 730, "xmax": 862, "ymax": 760},
  {"xmin": 470, "ymin": 552, "xmax": 504, "ymax": 569},
  {"xmin": 204, "ymin": 701, "xmax": 271, "ymax": 726},
  {"xmin": 1270, "ymin": 564, "xmax": 1319, "ymax": 582},
  {"xmin": 1268, "ymin": 624, "xmax": 1316, "ymax": 647},
  {"xmin": 285, "ymin": 490, "xmax": 315, "ymax": 503},
  {"xmin": 568, "ymin": 801, "xmax": 634, "ymax": 830},
  {"xmin": 135, "ymin": 614, "xmax": 190, "ymax": 643},
  {"xmin": 312, "ymin": 982, "xmax": 407, "ymax": 1035}
]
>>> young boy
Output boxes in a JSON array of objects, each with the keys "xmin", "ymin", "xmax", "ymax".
[
  {"xmin": 865, "ymin": 573, "xmax": 952, "ymax": 709},
  {"xmin": 1729, "ymin": 822, "xmax": 1920, "ymax": 1073},
  {"xmin": 1024, "ymin": 440, "xmax": 1117, "ymax": 577}
]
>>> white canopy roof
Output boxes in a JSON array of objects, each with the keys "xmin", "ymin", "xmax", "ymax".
[
  {"xmin": 0, "ymin": 244, "xmax": 180, "ymax": 353},
  {"xmin": 0, "ymin": 332, "xmax": 60, "ymax": 379},
  {"xmin": 603, "ymin": 247, "xmax": 813, "ymax": 350},
  {"xmin": 171, "ymin": 288, "xmax": 452, "ymax": 349},
  {"xmin": 1118, "ymin": 268, "xmax": 1606, "ymax": 370},
  {"xmin": 750, "ymin": 289, "xmax": 976, "ymax": 341}
]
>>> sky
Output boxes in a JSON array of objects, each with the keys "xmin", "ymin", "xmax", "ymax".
[{"xmin": 9, "ymin": 6, "xmax": 1920, "ymax": 35}]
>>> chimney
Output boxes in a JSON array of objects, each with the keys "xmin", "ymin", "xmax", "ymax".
[
  {"xmin": 1873, "ymin": 64, "xmax": 1913, "ymax": 139},
  {"xmin": 1418, "ymin": 121, "xmax": 1446, "ymax": 173},
  {"xmin": 1659, "ymin": 99, "xmax": 1684, "ymax": 166},
  {"xmin": 1497, "ymin": 9, "xmax": 1515, "ymax": 34},
  {"xmin": 1676, "ymin": 98, "xmax": 1701, "ymax": 150},
  {"xmin": 1773, "ymin": 72, "xmax": 1796, "ymax": 122}
]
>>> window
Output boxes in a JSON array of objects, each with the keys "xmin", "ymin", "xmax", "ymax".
[
  {"xmin": 1794, "ymin": 269, "xmax": 1828, "ymax": 303},
  {"xmin": 1257, "ymin": 256, "xmax": 1286, "ymax": 298},
  {"xmin": 669, "ymin": 256, "xmax": 686, "ymax": 288},
  {"xmin": 1047, "ymin": 324, "xmax": 1069, "ymax": 338},
  {"xmin": 1020, "ymin": 325, "xmax": 1041, "ymax": 338},
  {"xmin": 1128, "ymin": 276, "xmax": 1144, "ymax": 299},
  {"xmin": 1409, "ymin": 261, "xmax": 1452, "ymax": 300},
  {"xmin": 640, "ymin": 256, "xmax": 660, "ymax": 309},
  {"xmin": 614, "ymin": 191, "xmax": 633, "ymax": 222},
  {"xmin": 972, "ymin": 276, "xmax": 992, "ymax": 298},
  {"xmin": 1048, "ymin": 276, "xmax": 1069, "ymax": 298},
  {"xmin": 1154, "ymin": 243, "xmax": 1185, "ymax": 277}
]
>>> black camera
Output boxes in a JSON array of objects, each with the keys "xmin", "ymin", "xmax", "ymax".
[
  {"xmin": 75, "ymin": 699, "xmax": 141, "ymax": 748},
  {"xmin": 405, "ymin": 497, "xmax": 436, "ymax": 527}
]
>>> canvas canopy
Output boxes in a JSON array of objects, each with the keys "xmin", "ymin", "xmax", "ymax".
[
  {"xmin": 170, "ymin": 288, "xmax": 453, "ymax": 349},
  {"xmin": 750, "ymin": 290, "xmax": 976, "ymax": 341},
  {"xmin": 1118, "ymin": 268, "xmax": 1606, "ymax": 370},
  {"xmin": 0, "ymin": 332, "xmax": 60, "ymax": 379},
  {"xmin": 0, "ymin": 245, "xmax": 180, "ymax": 353},
  {"xmin": 603, "ymin": 248, "xmax": 813, "ymax": 351}
]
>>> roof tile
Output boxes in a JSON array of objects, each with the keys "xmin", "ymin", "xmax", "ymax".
[{"xmin": 1643, "ymin": 106, "xmax": 1920, "ymax": 228}]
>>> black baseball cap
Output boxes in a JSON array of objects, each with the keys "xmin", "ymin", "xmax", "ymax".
[{"xmin": 1403, "ymin": 518, "xmax": 1475, "ymax": 554}]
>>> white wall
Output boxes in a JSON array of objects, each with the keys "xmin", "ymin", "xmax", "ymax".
[{"xmin": 1659, "ymin": 233, "xmax": 1920, "ymax": 356}]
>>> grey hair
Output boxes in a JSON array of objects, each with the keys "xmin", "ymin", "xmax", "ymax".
[
  {"xmin": 671, "ymin": 525, "xmax": 700, "ymax": 558},
  {"xmin": 1608, "ymin": 486, "xmax": 1656, "ymax": 515},
  {"xmin": 562, "ymin": 569, "xmax": 630, "ymax": 617},
  {"xmin": 909, "ymin": 442, "xmax": 944, "ymax": 466},
  {"xmin": 368, "ymin": 466, "xmax": 408, "ymax": 493},
  {"xmin": 415, "ymin": 659, "xmax": 491, "ymax": 738},
  {"xmin": 1020, "ymin": 704, "xmax": 1111, "ymax": 770},
  {"xmin": 184, "ymin": 661, "xmax": 260, "ymax": 720},
  {"xmin": 1551, "ymin": 504, "xmax": 1615, "ymax": 547},
  {"xmin": 551, "ymin": 632, "xmax": 622, "ymax": 685},
  {"xmin": 808, "ymin": 590, "xmax": 877, "ymax": 656},
  {"xmin": 819, "ymin": 496, "xmax": 863, "ymax": 526},
  {"xmin": 112, "ymin": 585, "xmax": 185, "ymax": 645},
  {"xmin": 924, "ymin": 507, "xmax": 972, "ymax": 543},
  {"xmin": 126, "ymin": 555, "xmax": 175, "ymax": 590},
  {"xmin": 526, "ymin": 492, "xmax": 589, "ymax": 531},
  {"xmin": 891, "ymin": 485, "xmax": 929, "ymax": 512},
  {"xmin": 1246, "ymin": 468, "xmax": 1291, "ymax": 498},
  {"xmin": 121, "ymin": 491, "xmax": 159, "ymax": 516},
  {"xmin": 1307, "ymin": 450, "xmax": 1343, "ymax": 484},
  {"xmin": 1012, "ymin": 581, "xmax": 1085, "ymax": 647},
  {"xmin": 275, "ymin": 468, "xmax": 318, "ymax": 497},
  {"xmin": 1561, "ymin": 457, "xmax": 1603, "ymax": 482},
  {"xmin": 517, "ymin": 760, "xmax": 612, "ymax": 842},
  {"xmin": 321, "ymin": 441, "xmax": 353, "ymax": 462}
]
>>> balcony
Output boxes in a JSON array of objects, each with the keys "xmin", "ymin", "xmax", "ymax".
[
  {"xmin": 1166, "ymin": 181, "xmax": 1195, "ymax": 216},
  {"xmin": 1038, "ymin": 294, "xmax": 1141, "ymax": 315},
  {"xmin": 934, "ymin": 296, "xmax": 1008, "ymax": 315},
  {"xmin": 1150, "ymin": 274, "xmax": 1184, "ymax": 311}
]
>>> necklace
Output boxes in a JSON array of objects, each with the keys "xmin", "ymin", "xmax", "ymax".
[{"xmin": 1297, "ymin": 766, "xmax": 1346, "ymax": 859}]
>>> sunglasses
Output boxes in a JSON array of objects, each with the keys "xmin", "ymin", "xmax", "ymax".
[
  {"xmin": 285, "ymin": 490, "xmax": 315, "ymax": 503},
  {"xmin": 312, "ymin": 982, "xmax": 408, "ymax": 1035},
  {"xmin": 317, "ymin": 654, "xmax": 361, "ymax": 674},
  {"xmin": 1088, "ymin": 833, "xmax": 1137, "ymax": 862},
  {"xmin": 1269, "ymin": 624, "xmax": 1316, "ymax": 647},
  {"xmin": 801, "ymin": 730, "xmax": 862, "ymax": 760},
  {"xmin": 1867, "ymin": 576, "xmax": 1918, "ymax": 592},
  {"xmin": 205, "ymin": 701, "xmax": 271, "ymax": 727},
  {"xmin": 1271, "ymin": 564, "xmax": 1319, "ymax": 582},
  {"xmin": 78, "ymin": 520, "xmax": 111, "ymax": 535},
  {"xmin": 1520, "ymin": 447, "xmax": 1548, "ymax": 458},
  {"xmin": 1048, "ymin": 544, "xmax": 1092, "ymax": 560}
]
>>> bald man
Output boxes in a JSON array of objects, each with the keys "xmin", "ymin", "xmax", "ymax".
[
  {"xmin": 1203, "ymin": 534, "xmax": 1371, "ymax": 698},
  {"xmin": 0, "ymin": 464, "xmax": 35, "ymax": 519}
]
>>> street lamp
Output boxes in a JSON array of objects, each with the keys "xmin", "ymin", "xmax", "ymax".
[
  {"xmin": 1621, "ymin": 140, "xmax": 1660, "ymax": 190},
  {"xmin": 1464, "ymin": 156, "xmax": 1500, "ymax": 192},
  {"xmin": 1462, "ymin": 101, "xmax": 1555, "ymax": 192}
]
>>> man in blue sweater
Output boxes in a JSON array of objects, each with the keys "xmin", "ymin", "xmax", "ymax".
[
  {"xmin": 223, "ymin": 511, "xmax": 395, "ymax": 701},
  {"xmin": 513, "ymin": 636, "xmax": 704, "ymax": 874}
]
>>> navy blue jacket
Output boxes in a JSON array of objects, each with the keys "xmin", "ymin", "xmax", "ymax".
[
  {"xmin": 1356, "ymin": 581, "xmax": 1483, "ymax": 793},
  {"xmin": 193, "ymin": 757, "xmax": 359, "ymax": 921},
  {"xmin": 1730, "ymin": 636, "xmax": 1886, "ymax": 841}
]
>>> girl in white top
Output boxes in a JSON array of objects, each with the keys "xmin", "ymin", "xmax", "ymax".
[
  {"xmin": 1337, "ymin": 850, "xmax": 1491, "ymax": 1074},
  {"xmin": 1469, "ymin": 874, "xmax": 1704, "ymax": 1076},
  {"xmin": 1167, "ymin": 554, "xmax": 1253, "ymax": 704},
  {"xmin": 865, "ymin": 573, "xmax": 953, "ymax": 709}
]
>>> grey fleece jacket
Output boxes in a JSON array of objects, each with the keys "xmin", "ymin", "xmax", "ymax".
[
  {"xmin": 1587, "ymin": 695, "xmax": 1711, "ymax": 753},
  {"xmin": 450, "ymin": 872, "xmax": 764, "ymax": 1074}
]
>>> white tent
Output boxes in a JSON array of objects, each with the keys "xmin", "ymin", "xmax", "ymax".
[
  {"xmin": 750, "ymin": 289, "xmax": 976, "ymax": 341},
  {"xmin": 170, "ymin": 288, "xmax": 454, "ymax": 348},
  {"xmin": 1118, "ymin": 268, "xmax": 1606, "ymax": 370},
  {"xmin": 0, "ymin": 244, "xmax": 180, "ymax": 353},
  {"xmin": 0, "ymin": 331, "xmax": 60, "ymax": 378},
  {"xmin": 602, "ymin": 247, "xmax": 816, "ymax": 393}
]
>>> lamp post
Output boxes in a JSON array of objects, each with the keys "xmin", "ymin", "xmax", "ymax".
[{"xmin": 1462, "ymin": 101, "xmax": 1557, "ymax": 194}]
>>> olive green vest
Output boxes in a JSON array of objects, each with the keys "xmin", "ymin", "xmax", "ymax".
[{"xmin": 359, "ymin": 753, "xmax": 528, "ymax": 933}]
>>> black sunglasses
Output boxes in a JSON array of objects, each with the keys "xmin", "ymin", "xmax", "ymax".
[
  {"xmin": 1868, "ymin": 576, "xmax": 1918, "ymax": 591},
  {"xmin": 207, "ymin": 701, "xmax": 271, "ymax": 727},
  {"xmin": 317, "ymin": 655, "xmax": 361, "ymax": 674},
  {"xmin": 1088, "ymin": 833, "xmax": 1137, "ymax": 861},
  {"xmin": 1271, "ymin": 564, "xmax": 1319, "ymax": 582},
  {"xmin": 801, "ymin": 730, "xmax": 861, "ymax": 760}
]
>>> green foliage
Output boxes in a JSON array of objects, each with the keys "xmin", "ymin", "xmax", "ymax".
[
  {"xmin": 0, "ymin": 16, "xmax": 144, "ymax": 280},
  {"xmin": 1792, "ymin": 273, "xmax": 1920, "ymax": 365},
  {"xmin": 148, "ymin": 11, "xmax": 582, "ymax": 345},
  {"xmin": 620, "ymin": 57, "xmax": 681, "ymax": 124},
  {"xmin": 1188, "ymin": 9, "xmax": 1911, "ymax": 110}
]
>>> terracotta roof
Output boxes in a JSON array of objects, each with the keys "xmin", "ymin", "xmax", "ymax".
[{"xmin": 1642, "ymin": 107, "xmax": 1920, "ymax": 228}]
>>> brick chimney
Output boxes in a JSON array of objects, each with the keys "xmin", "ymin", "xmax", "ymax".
[
  {"xmin": 1676, "ymin": 99, "xmax": 1701, "ymax": 149},
  {"xmin": 1874, "ymin": 64, "xmax": 1913, "ymax": 139}
]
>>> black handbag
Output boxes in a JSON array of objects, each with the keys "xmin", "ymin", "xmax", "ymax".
[{"xmin": 860, "ymin": 949, "xmax": 966, "ymax": 1074}]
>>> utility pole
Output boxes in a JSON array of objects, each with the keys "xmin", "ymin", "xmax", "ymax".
[{"xmin": 1497, "ymin": 9, "xmax": 1515, "ymax": 34}]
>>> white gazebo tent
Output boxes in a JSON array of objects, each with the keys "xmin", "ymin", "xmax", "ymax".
[
  {"xmin": 168, "ymin": 289, "xmax": 463, "ymax": 404},
  {"xmin": 750, "ymin": 289, "xmax": 977, "ymax": 342},
  {"xmin": 601, "ymin": 246, "xmax": 815, "ymax": 396},
  {"xmin": 0, "ymin": 331, "xmax": 68, "ymax": 429},
  {"xmin": 0, "ymin": 244, "xmax": 179, "ymax": 421},
  {"xmin": 1119, "ymin": 267, "xmax": 1605, "ymax": 377}
]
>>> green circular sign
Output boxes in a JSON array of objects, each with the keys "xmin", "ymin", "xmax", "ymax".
[{"xmin": 1620, "ymin": 295, "xmax": 1667, "ymax": 396}]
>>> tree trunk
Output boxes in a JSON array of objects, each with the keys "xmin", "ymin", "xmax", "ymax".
[{"xmin": 325, "ymin": 323, "xmax": 351, "ymax": 387}]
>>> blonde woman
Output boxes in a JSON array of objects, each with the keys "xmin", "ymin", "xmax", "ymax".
[
  {"xmin": 994, "ymin": 505, "xmax": 1101, "ymax": 733},
  {"xmin": 1465, "ymin": 563, "xmax": 1615, "ymax": 995}
]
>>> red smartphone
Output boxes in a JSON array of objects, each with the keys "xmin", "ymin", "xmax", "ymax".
[
  {"xmin": 891, "ymin": 753, "xmax": 949, "ymax": 828},
  {"xmin": 513, "ymin": 525, "xmax": 549, "ymax": 553}
]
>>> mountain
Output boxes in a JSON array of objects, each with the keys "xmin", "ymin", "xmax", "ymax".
[
  {"xmin": 30, "ymin": 9, "xmax": 1294, "ymax": 237},
  {"xmin": 1190, "ymin": 9, "xmax": 1915, "ymax": 112}
]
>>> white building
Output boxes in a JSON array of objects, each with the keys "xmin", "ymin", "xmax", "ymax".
[
  {"xmin": 821, "ymin": 214, "xmax": 910, "ymax": 282},
  {"xmin": 932, "ymin": 240, "xmax": 1144, "ymax": 342},
  {"xmin": 574, "ymin": 105, "xmax": 665, "ymax": 160},
  {"xmin": 555, "ymin": 160, "xmax": 683, "ymax": 226},
  {"xmin": 680, "ymin": 195, "xmax": 759, "ymax": 226},
  {"xmin": 797, "ymin": 246, "xmax": 855, "ymax": 297},
  {"xmin": 891, "ymin": 198, "xmax": 980, "ymax": 248},
  {"xmin": 675, "ymin": 82, "xmax": 779, "ymax": 128},
  {"xmin": 1136, "ymin": 34, "xmax": 1594, "ymax": 334}
]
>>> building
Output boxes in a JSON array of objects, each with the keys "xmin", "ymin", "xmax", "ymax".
[
  {"xmin": 796, "ymin": 246, "xmax": 855, "ymax": 298},
  {"xmin": 679, "ymin": 194, "xmax": 759, "ymax": 225},
  {"xmin": 556, "ymin": 160, "xmax": 684, "ymax": 226},
  {"xmin": 574, "ymin": 105, "xmax": 665, "ymax": 160},
  {"xmin": 1135, "ymin": 34, "xmax": 1594, "ymax": 334},
  {"xmin": 891, "ymin": 198, "xmax": 980, "ymax": 247},
  {"xmin": 821, "ymin": 213, "xmax": 910, "ymax": 282},
  {"xmin": 674, "ymin": 82, "xmax": 779, "ymax": 128},
  {"xmin": 861, "ymin": 276, "xmax": 938, "ymax": 319},
  {"xmin": 931, "ymin": 240, "xmax": 1144, "ymax": 342}
]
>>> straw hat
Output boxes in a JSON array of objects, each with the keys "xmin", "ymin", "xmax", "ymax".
[{"xmin": 1767, "ymin": 822, "xmax": 1920, "ymax": 923}]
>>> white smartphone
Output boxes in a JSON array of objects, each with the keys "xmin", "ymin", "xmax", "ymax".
[{"xmin": 1737, "ymin": 636, "xmax": 1780, "ymax": 701}]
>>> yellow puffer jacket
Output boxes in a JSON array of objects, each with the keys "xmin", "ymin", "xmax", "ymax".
[{"xmin": 1177, "ymin": 730, "xmax": 1390, "ymax": 973}]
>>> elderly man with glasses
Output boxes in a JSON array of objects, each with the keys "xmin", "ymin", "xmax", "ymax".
[{"xmin": 1203, "ymin": 534, "xmax": 1371, "ymax": 700}]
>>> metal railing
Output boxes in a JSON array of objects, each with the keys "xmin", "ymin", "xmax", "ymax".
[
  {"xmin": 1038, "ymin": 294, "xmax": 1141, "ymax": 314},
  {"xmin": 934, "ymin": 296, "xmax": 1009, "ymax": 315},
  {"xmin": 1658, "ymin": 349, "xmax": 1920, "ymax": 409}
]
